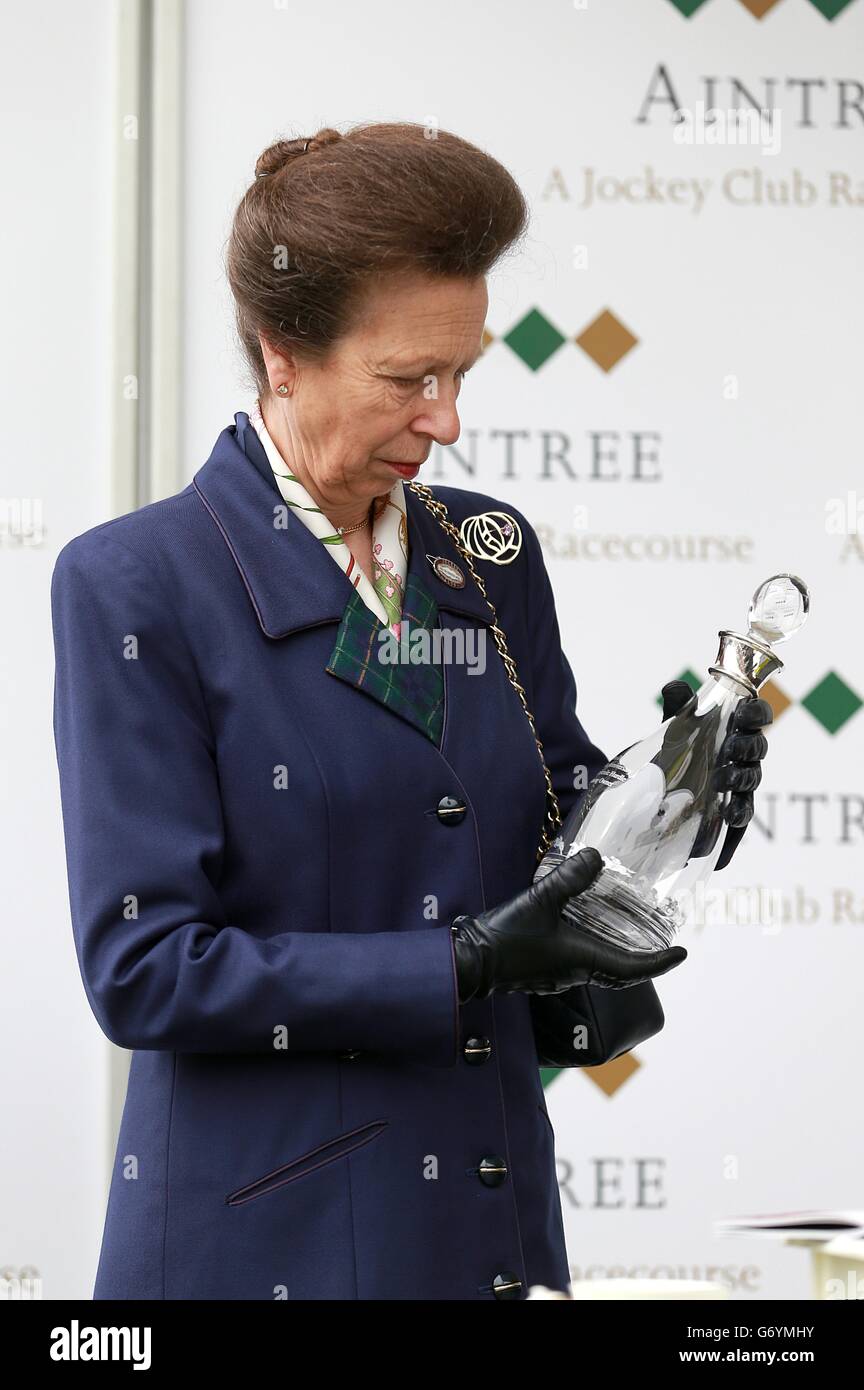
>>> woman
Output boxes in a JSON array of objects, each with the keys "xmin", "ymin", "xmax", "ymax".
[{"xmin": 51, "ymin": 123, "xmax": 770, "ymax": 1301}]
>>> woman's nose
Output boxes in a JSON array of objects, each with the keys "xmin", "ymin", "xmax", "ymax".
[{"xmin": 412, "ymin": 385, "xmax": 462, "ymax": 447}]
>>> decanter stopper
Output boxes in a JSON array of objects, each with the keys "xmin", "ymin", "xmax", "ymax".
[
  {"xmin": 746, "ymin": 573, "xmax": 810, "ymax": 646},
  {"xmin": 709, "ymin": 574, "xmax": 810, "ymax": 697}
]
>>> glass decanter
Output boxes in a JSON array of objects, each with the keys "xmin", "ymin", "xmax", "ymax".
[{"xmin": 534, "ymin": 574, "xmax": 810, "ymax": 951}]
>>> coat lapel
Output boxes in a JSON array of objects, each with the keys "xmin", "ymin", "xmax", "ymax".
[
  {"xmin": 324, "ymin": 575, "xmax": 446, "ymax": 745},
  {"xmin": 192, "ymin": 415, "xmax": 494, "ymax": 744}
]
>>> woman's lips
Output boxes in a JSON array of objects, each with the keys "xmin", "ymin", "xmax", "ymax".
[{"xmin": 380, "ymin": 459, "xmax": 422, "ymax": 477}]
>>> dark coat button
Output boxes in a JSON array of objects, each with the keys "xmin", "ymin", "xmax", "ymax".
[
  {"xmin": 492, "ymin": 1272, "xmax": 523, "ymax": 1300},
  {"xmin": 436, "ymin": 795, "xmax": 466, "ymax": 825},
  {"xmin": 339, "ymin": 1049, "xmax": 361, "ymax": 1062},
  {"xmin": 463, "ymin": 1036, "xmax": 492, "ymax": 1065},
  {"xmin": 478, "ymin": 1155, "xmax": 508, "ymax": 1188}
]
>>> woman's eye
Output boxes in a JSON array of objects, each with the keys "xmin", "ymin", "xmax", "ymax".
[{"xmin": 390, "ymin": 368, "xmax": 471, "ymax": 388}]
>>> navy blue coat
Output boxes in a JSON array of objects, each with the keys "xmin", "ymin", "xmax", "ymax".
[{"xmin": 50, "ymin": 412, "xmax": 666, "ymax": 1301}]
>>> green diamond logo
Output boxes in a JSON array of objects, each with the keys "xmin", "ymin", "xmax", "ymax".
[
  {"xmin": 667, "ymin": 0, "xmax": 712, "ymax": 14},
  {"xmin": 807, "ymin": 0, "xmax": 857, "ymax": 18},
  {"xmin": 503, "ymin": 309, "xmax": 566, "ymax": 372},
  {"xmin": 801, "ymin": 671, "xmax": 862, "ymax": 733}
]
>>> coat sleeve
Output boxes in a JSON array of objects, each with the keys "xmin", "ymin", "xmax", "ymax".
[
  {"xmin": 516, "ymin": 514, "xmax": 666, "ymax": 1068},
  {"xmin": 50, "ymin": 531, "xmax": 459, "ymax": 1063}
]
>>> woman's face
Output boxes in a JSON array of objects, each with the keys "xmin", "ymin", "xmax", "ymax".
[{"xmin": 258, "ymin": 271, "xmax": 489, "ymax": 512}]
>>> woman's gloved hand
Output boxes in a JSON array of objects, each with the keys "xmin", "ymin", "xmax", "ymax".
[
  {"xmin": 451, "ymin": 848, "xmax": 688, "ymax": 1004},
  {"xmin": 661, "ymin": 679, "xmax": 773, "ymax": 871}
]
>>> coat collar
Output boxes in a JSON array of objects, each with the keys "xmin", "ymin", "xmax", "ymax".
[{"xmin": 192, "ymin": 414, "xmax": 493, "ymax": 639}]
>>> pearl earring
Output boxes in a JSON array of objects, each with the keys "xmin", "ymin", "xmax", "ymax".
[{"xmin": 276, "ymin": 384, "xmax": 289, "ymax": 395}]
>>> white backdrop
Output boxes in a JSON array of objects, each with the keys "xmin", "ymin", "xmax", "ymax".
[
  {"xmin": 5, "ymin": 0, "xmax": 861, "ymax": 1300},
  {"xmin": 181, "ymin": 0, "xmax": 861, "ymax": 1300}
]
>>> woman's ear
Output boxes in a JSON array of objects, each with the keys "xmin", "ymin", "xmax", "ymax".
[{"xmin": 258, "ymin": 333, "xmax": 297, "ymax": 396}]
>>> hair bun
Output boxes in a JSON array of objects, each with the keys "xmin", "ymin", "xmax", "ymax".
[
  {"xmin": 305, "ymin": 127, "xmax": 343, "ymax": 154},
  {"xmin": 254, "ymin": 128, "xmax": 343, "ymax": 179}
]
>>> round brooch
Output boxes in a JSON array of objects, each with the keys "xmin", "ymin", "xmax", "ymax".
[{"xmin": 459, "ymin": 510, "xmax": 522, "ymax": 565}]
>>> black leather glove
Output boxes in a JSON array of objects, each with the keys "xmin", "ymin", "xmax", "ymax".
[
  {"xmin": 451, "ymin": 848, "xmax": 688, "ymax": 1004},
  {"xmin": 661, "ymin": 679, "xmax": 772, "ymax": 871}
]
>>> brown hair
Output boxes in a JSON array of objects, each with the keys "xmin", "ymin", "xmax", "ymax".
[{"xmin": 225, "ymin": 121, "xmax": 529, "ymax": 399}]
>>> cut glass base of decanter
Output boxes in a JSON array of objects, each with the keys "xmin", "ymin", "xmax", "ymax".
[{"xmin": 536, "ymin": 842, "xmax": 684, "ymax": 952}]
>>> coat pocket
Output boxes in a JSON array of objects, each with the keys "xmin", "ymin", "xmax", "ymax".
[{"xmin": 225, "ymin": 1119, "xmax": 389, "ymax": 1207}]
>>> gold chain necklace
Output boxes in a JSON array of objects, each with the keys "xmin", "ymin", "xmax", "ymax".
[{"xmin": 336, "ymin": 496, "xmax": 388, "ymax": 537}]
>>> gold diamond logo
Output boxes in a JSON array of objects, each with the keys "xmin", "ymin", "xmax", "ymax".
[
  {"xmin": 575, "ymin": 309, "xmax": 639, "ymax": 373},
  {"xmin": 583, "ymin": 1051, "xmax": 642, "ymax": 1096},
  {"xmin": 760, "ymin": 679, "xmax": 792, "ymax": 722},
  {"xmin": 737, "ymin": 0, "xmax": 784, "ymax": 15}
]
